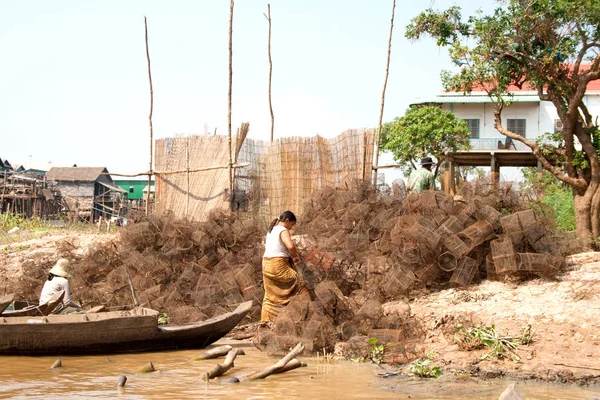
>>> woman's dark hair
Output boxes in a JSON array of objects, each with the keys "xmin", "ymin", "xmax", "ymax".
[
  {"xmin": 268, "ymin": 210, "xmax": 297, "ymax": 233},
  {"xmin": 48, "ymin": 273, "xmax": 55, "ymax": 281}
]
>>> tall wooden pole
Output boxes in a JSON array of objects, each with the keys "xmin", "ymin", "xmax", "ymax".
[
  {"xmin": 144, "ymin": 16, "xmax": 154, "ymax": 215},
  {"xmin": 264, "ymin": 4, "xmax": 274, "ymax": 143},
  {"xmin": 228, "ymin": 0, "xmax": 234, "ymax": 195},
  {"xmin": 186, "ymin": 137, "xmax": 190, "ymax": 218},
  {"xmin": 372, "ymin": 0, "xmax": 396, "ymax": 186}
]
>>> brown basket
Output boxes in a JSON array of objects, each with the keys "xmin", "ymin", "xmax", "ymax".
[
  {"xmin": 490, "ymin": 238, "xmax": 518, "ymax": 273},
  {"xmin": 450, "ymin": 257, "xmax": 478, "ymax": 286},
  {"xmin": 457, "ymin": 220, "xmax": 494, "ymax": 251},
  {"xmin": 441, "ymin": 234, "xmax": 470, "ymax": 258},
  {"xmin": 414, "ymin": 263, "xmax": 440, "ymax": 283},
  {"xmin": 485, "ymin": 253, "xmax": 497, "ymax": 280},
  {"xmin": 516, "ymin": 209, "xmax": 537, "ymax": 230},
  {"xmin": 436, "ymin": 215, "xmax": 463, "ymax": 236},
  {"xmin": 438, "ymin": 251, "xmax": 458, "ymax": 272},
  {"xmin": 516, "ymin": 252, "xmax": 554, "ymax": 274},
  {"xmin": 409, "ymin": 221, "xmax": 441, "ymax": 250}
]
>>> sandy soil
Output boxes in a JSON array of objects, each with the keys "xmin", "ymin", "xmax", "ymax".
[
  {"xmin": 0, "ymin": 231, "xmax": 114, "ymax": 295},
  {"xmin": 2, "ymin": 232, "xmax": 599, "ymax": 384},
  {"xmin": 409, "ymin": 252, "xmax": 600, "ymax": 384}
]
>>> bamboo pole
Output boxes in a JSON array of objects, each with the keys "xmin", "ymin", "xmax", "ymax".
[
  {"xmin": 100, "ymin": 171, "xmax": 151, "ymax": 178},
  {"xmin": 186, "ymin": 136, "xmax": 190, "ymax": 217},
  {"xmin": 372, "ymin": 0, "xmax": 396, "ymax": 186},
  {"xmin": 264, "ymin": 4, "xmax": 274, "ymax": 143},
  {"xmin": 144, "ymin": 16, "xmax": 154, "ymax": 216},
  {"xmin": 247, "ymin": 342, "xmax": 305, "ymax": 380},
  {"xmin": 228, "ymin": 0, "xmax": 234, "ymax": 195},
  {"xmin": 193, "ymin": 345, "xmax": 233, "ymax": 361},
  {"xmin": 202, "ymin": 348, "xmax": 244, "ymax": 380},
  {"xmin": 154, "ymin": 162, "xmax": 250, "ymax": 176}
]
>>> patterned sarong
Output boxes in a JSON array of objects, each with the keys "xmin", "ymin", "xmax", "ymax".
[{"xmin": 261, "ymin": 257, "xmax": 307, "ymax": 322}]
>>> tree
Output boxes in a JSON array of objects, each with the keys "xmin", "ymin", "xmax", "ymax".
[
  {"xmin": 521, "ymin": 167, "xmax": 576, "ymax": 232},
  {"xmin": 406, "ymin": 0, "xmax": 600, "ymax": 245},
  {"xmin": 381, "ymin": 105, "xmax": 471, "ymax": 178}
]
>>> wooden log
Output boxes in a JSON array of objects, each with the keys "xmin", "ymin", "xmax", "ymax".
[
  {"xmin": 135, "ymin": 362, "xmax": 155, "ymax": 373},
  {"xmin": 49, "ymin": 358, "xmax": 62, "ymax": 369},
  {"xmin": 117, "ymin": 375, "xmax": 127, "ymax": 388},
  {"xmin": 272, "ymin": 358, "xmax": 307, "ymax": 374},
  {"xmin": 193, "ymin": 345, "xmax": 232, "ymax": 361},
  {"xmin": 247, "ymin": 342, "xmax": 305, "ymax": 380},
  {"xmin": 202, "ymin": 348, "xmax": 242, "ymax": 380}
]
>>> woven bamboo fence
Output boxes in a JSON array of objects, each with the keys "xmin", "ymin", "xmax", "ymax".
[
  {"xmin": 154, "ymin": 129, "xmax": 375, "ymax": 222},
  {"xmin": 154, "ymin": 135, "xmax": 233, "ymax": 220}
]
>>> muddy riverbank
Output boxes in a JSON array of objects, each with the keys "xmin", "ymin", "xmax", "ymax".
[
  {"xmin": 2, "ymin": 232, "xmax": 600, "ymax": 387},
  {"xmin": 0, "ymin": 338, "xmax": 598, "ymax": 399}
]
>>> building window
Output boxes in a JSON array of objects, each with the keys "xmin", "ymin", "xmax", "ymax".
[
  {"xmin": 554, "ymin": 119, "xmax": 563, "ymax": 134},
  {"xmin": 507, "ymin": 118, "xmax": 526, "ymax": 137},
  {"xmin": 463, "ymin": 119, "xmax": 480, "ymax": 138},
  {"xmin": 129, "ymin": 186, "xmax": 134, "ymax": 193}
]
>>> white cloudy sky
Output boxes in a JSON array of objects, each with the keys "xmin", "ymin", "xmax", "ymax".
[{"xmin": 0, "ymin": 0, "xmax": 498, "ymax": 180}]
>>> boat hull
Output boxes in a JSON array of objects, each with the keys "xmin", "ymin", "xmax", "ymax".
[{"xmin": 0, "ymin": 301, "xmax": 252, "ymax": 355}]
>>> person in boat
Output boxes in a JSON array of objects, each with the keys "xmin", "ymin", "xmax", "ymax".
[
  {"xmin": 261, "ymin": 210, "xmax": 307, "ymax": 322},
  {"xmin": 39, "ymin": 258, "xmax": 83, "ymax": 314}
]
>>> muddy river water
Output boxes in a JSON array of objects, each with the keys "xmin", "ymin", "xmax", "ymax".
[{"xmin": 0, "ymin": 339, "xmax": 598, "ymax": 399}]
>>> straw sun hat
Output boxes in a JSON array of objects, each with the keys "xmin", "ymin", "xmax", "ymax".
[{"xmin": 49, "ymin": 258, "xmax": 74, "ymax": 279}]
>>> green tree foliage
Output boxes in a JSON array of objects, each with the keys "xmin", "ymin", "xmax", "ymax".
[
  {"xmin": 380, "ymin": 106, "xmax": 471, "ymax": 177},
  {"xmin": 521, "ymin": 167, "xmax": 575, "ymax": 231},
  {"xmin": 406, "ymin": 0, "xmax": 600, "ymax": 244}
]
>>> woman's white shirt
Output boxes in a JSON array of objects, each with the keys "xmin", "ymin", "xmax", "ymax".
[{"xmin": 263, "ymin": 225, "xmax": 291, "ymax": 258}]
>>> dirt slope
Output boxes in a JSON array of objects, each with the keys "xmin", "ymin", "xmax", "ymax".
[
  {"xmin": 2, "ymin": 232, "xmax": 600, "ymax": 383},
  {"xmin": 409, "ymin": 252, "xmax": 600, "ymax": 383}
]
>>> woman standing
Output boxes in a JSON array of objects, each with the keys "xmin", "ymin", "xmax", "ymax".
[{"xmin": 261, "ymin": 211, "xmax": 307, "ymax": 322}]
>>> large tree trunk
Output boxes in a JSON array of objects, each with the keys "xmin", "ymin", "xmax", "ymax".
[
  {"xmin": 591, "ymin": 185, "xmax": 600, "ymax": 239},
  {"xmin": 574, "ymin": 193, "xmax": 593, "ymax": 248}
]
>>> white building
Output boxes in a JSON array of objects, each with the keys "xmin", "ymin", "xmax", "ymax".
[{"xmin": 410, "ymin": 79, "xmax": 600, "ymax": 190}]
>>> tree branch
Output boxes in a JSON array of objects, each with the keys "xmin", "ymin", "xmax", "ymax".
[
  {"xmin": 247, "ymin": 342, "xmax": 305, "ymax": 380},
  {"xmin": 493, "ymin": 106, "xmax": 587, "ymax": 191},
  {"xmin": 193, "ymin": 345, "xmax": 233, "ymax": 361},
  {"xmin": 143, "ymin": 16, "xmax": 154, "ymax": 216},
  {"xmin": 373, "ymin": 0, "xmax": 396, "ymax": 185},
  {"xmin": 265, "ymin": 4, "xmax": 274, "ymax": 143},
  {"xmin": 203, "ymin": 348, "xmax": 243, "ymax": 380}
]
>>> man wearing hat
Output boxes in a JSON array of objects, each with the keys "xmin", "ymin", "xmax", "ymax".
[
  {"xmin": 39, "ymin": 258, "xmax": 82, "ymax": 314},
  {"xmin": 407, "ymin": 156, "xmax": 437, "ymax": 193}
]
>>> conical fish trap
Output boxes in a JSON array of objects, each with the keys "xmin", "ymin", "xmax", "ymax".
[
  {"xmin": 516, "ymin": 252, "xmax": 557, "ymax": 275},
  {"xmin": 457, "ymin": 220, "xmax": 494, "ymax": 251},
  {"xmin": 490, "ymin": 238, "xmax": 518, "ymax": 273},
  {"xmin": 438, "ymin": 251, "xmax": 458, "ymax": 272},
  {"xmin": 436, "ymin": 216, "xmax": 463, "ymax": 236},
  {"xmin": 499, "ymin": 213, "xmax": 523, "ymax": 244},
  {"xmin": 414, "ymin": 262, "xmax": 440, "ymax": 283},
  {"xmin": 450, "ymin": 256, "xmax": 478, "ymax": 286},
  {"xmin": 485, "ymin": 253, "xmax": 497, "ymax": 280},
  {"xmin": 419, "ymin": 191, "xmax": 439, "ymax": 211},
  {"xmin": 478, "ymin": 205, "xmax": 501, "ymax": 226},
  {"xmin": 441, "ymin": 234, "xmax": 470, "ymax": 258},
  {"xmin": 457, "ymin": 202, "xmax": 478, "ymax": 225},
  {"xmin": 409, "ymin": 221, "xmax": 441, "ymax": 250},
  {"xmin": 435, "ymin": 192, "xmax": 455, "ymax": 214}
]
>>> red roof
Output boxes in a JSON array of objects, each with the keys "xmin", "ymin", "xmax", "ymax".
[{"xmin": 449, "ymin": 64, "xmax": 600, "ymax": 92}]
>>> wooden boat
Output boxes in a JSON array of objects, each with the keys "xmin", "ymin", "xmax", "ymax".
[
  {"xmin": 0, "ymin": 300, "xmax": 253, "ymax": 355},
  {"xmin": 0, "ymin": 291, "xmax": 65, "ymax": 317},
  {"xmin": 0, "ymin": 294, "xmax": 15, "ymax": 315}
]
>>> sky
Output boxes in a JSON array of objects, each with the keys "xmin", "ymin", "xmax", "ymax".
[{"xmin": 0, "ymin": 0, "xmax": 500, "ymax": 180}]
